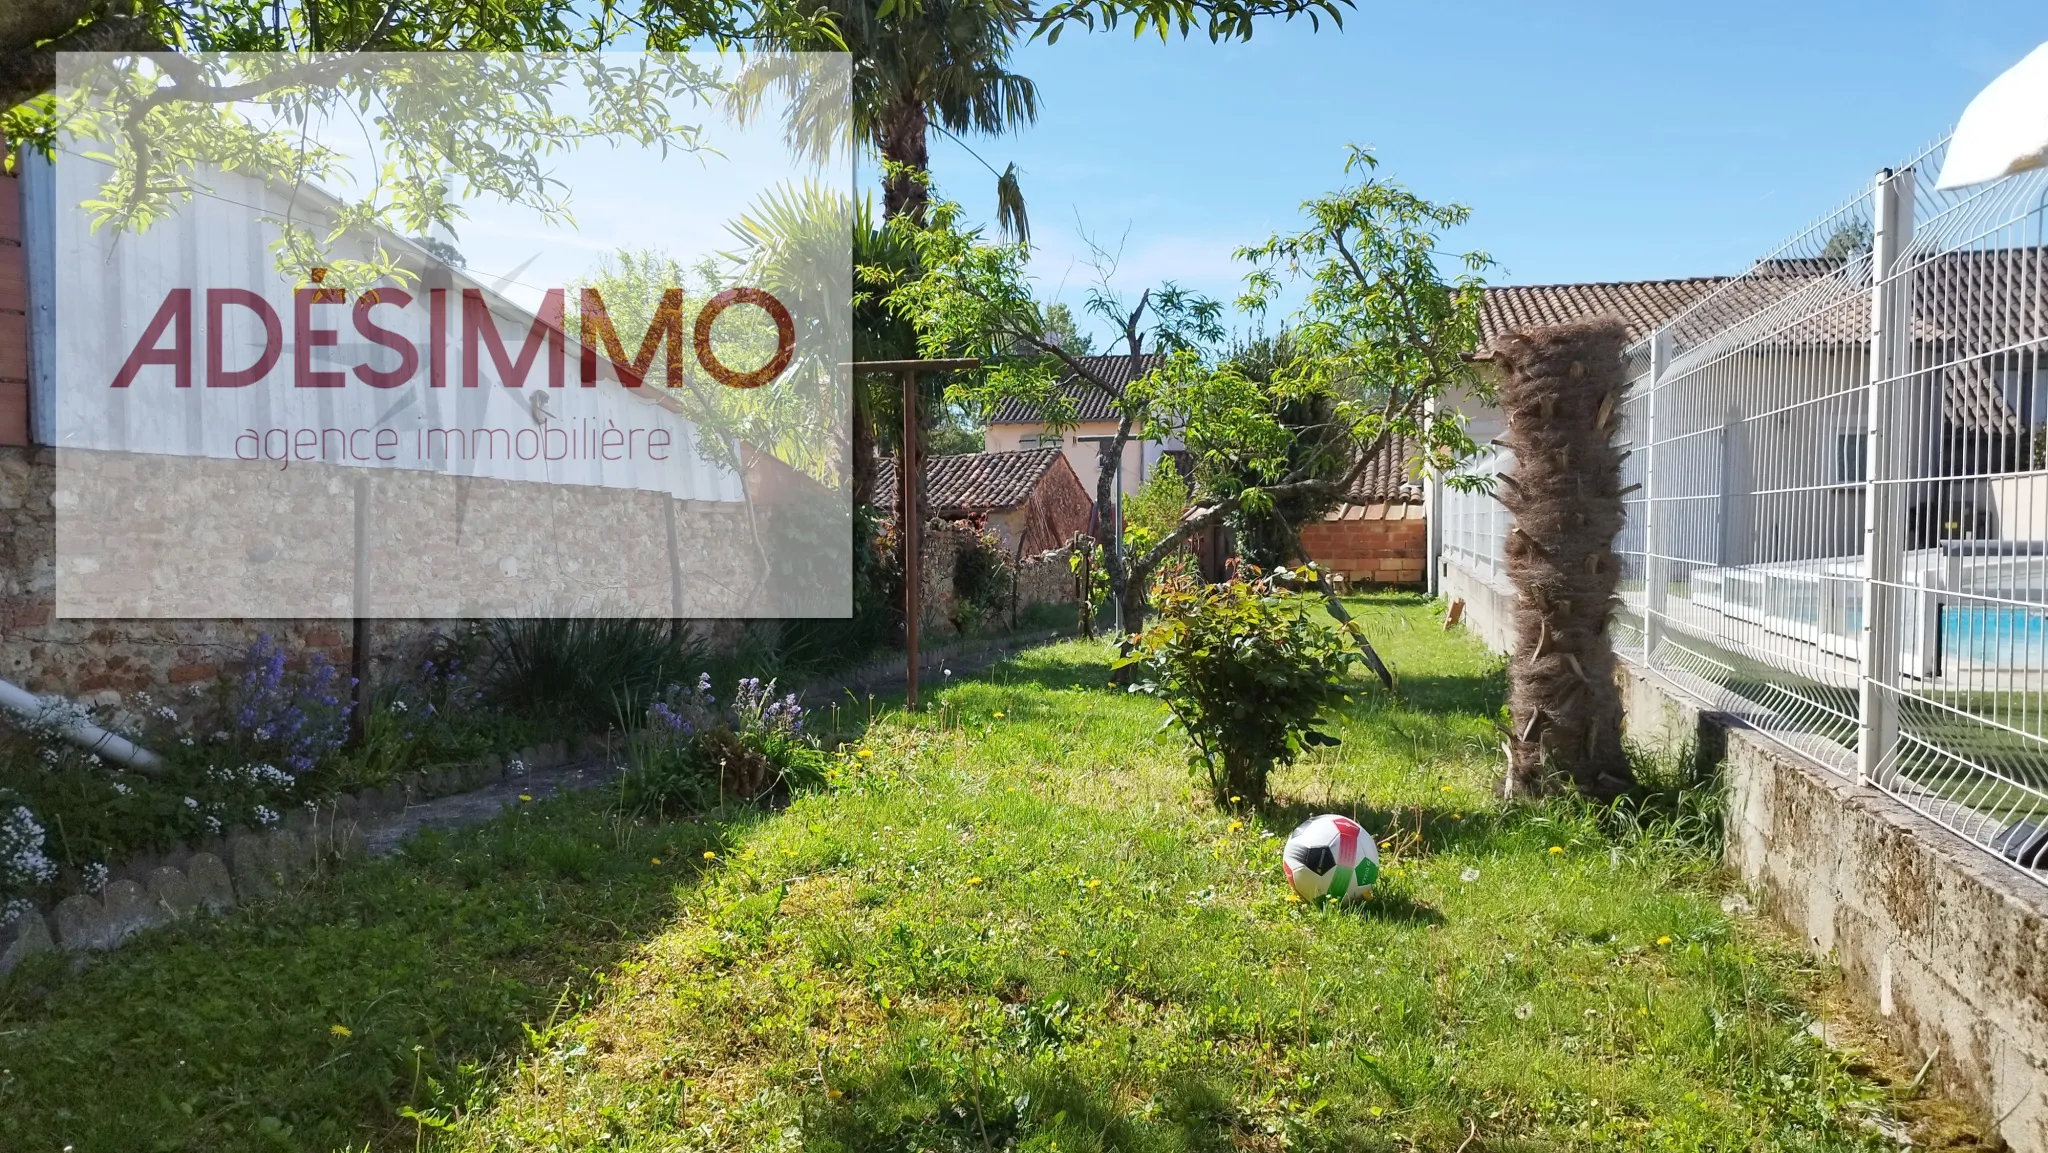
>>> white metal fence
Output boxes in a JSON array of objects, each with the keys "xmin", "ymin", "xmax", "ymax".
[{"xmin": 1443, "ymin": 133, "xmax": 2048, "ymax": 885}]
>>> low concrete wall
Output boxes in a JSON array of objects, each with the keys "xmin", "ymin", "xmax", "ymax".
[{"xmin": 1442, "ymin": 556, "xmax": 2048, "ymax": 1151}]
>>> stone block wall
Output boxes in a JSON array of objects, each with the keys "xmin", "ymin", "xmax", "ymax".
[{"xmin": 1298, "ymin": 509, "xmax": 1426, "ymax": 586}]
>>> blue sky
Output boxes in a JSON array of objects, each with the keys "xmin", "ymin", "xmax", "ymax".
[{"xmin": 918, "ymin": 0, "xmax": 2048, "ymax": 345}]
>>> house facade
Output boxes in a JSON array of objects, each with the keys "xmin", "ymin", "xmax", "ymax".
[{"xmin": 981, "ymin": 354, "xmax": 1181, "ymax": 507}]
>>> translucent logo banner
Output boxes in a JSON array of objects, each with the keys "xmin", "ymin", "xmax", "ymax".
[{"xmin": 53, "ymin": 52, "xmax": 852, "ymax": 619}]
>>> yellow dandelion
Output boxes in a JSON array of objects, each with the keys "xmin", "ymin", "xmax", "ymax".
[
  {"xmin": 1548, "ymin": 845, "xmax": 1564, "ymax": 854},
  {"xmin": 993, "ymin": 711, "xmax": 1004, "ymax": 719},
  {"xmin": 703, "ymin": 850, "xmax": 717, "ymax": 860},
  {"xmin": 1085, "ymin": 878, "xmax": 1101, "ymax": 888},
  {"xmin": 857, "ymin": 749, "xmax": 874, "ymax": 759},
  {"xmin": 329, "ymin": 1024, "xmax": 352, "ymax": 1037},
  {"xmin": 1229, "ymin": 795, "xmax": 1241, "ymax": 803},
  {"xmin": 1285, "ymin": 892, "xmax": 1301, "ymax": 903},
  {"xmin": 1441, "ymin": 784, "xmax": 1454, "ymax": 792},
  {"xmin": 517, "ymin": 794, "xmax": 533, "ymax": 802},
  {"xmin": 966, "ymin": 876, "xmax": 983, "ymax": 886},
  {"xmin": 1228, "ymin": 820, "xmax": 1243, "ymax": 832},
  {"xmin": 1657, "ymin": 935, "xmax": 1673, "ymax": 946},
  {"xmin": 650, "ymin": 858, "xmax": 661, "ymax": 865}
]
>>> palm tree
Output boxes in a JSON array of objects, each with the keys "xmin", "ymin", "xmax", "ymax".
[{"xmin": 741, "ymin": 0, "xmax": 1038, "ymax": 238}]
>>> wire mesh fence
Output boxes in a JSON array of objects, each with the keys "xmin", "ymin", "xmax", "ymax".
[{"xmin": 1442, "ymin": 132, "xmax": 2048, "ymax": 886}]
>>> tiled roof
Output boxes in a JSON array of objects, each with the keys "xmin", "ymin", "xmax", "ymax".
[
  {"xmin": 873, "ymin": 448, "xmax": 1075, "ymax": 514},
  {"xmin": 1481, "ymin": 279, "xmax": 1731, "ymax": 346},
  {"xmin": 985, "ymin": 354, "xmax": 1162, "ymax": 424},
  {"xmin": 1343, "ymin": 433, "xmax": 1424, "ymax": 507}
]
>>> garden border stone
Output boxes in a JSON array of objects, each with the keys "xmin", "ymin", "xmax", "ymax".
[{"xmin": 1, "ymin": 624, "xmax": 1076, "ymax": 976}]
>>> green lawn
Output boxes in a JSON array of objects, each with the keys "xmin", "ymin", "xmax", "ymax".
[{"xmin": 0, "ymin": 594, "xmax": 1928, "ymax": 1151}]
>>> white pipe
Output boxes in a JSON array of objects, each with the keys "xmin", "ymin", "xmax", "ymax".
[{"xmin": 0, "ymin": 677, "xmax": 165, "ymax": 772}]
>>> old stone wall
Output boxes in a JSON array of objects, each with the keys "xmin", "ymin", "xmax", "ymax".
[
  {"xmin": 1443, "ymin": 553, "xmax": 2048, "ymax": 1152},
  {"xmin": 1015, "ymin": 541, "xmax": 1081, "ymax": 610}
]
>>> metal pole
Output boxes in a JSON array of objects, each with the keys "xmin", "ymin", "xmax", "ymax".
[
  {"xmin": 1643, "ymin": 326, "xmax": 1671, "ymax": 665},
  {"xmin": 349, "ymin": 473, "xmax": 371, "ymax": 747},
  {"xmin": 1858, "ymin": 167, "xmax": 1914, "ymax": 787},
  {"xmin": 901, "ymin": 368, "xmax": 920, "ymax": 711}
]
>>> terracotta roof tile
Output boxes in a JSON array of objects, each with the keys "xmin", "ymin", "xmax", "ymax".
[
  {"xmin": 986, "ymin": 354, "xmax": 1163, "ymax": 425},
  {"xmin": 874, "ymin": 448, "xmax": 1075, "ymax": 515},
  {"xmin": 1481, "ymin": 279, "xmax": 1731, "ymax": 346}
]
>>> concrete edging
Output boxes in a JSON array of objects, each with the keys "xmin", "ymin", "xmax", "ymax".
[{"xmin": 0, "ymin": 737, "xmax": 588, "ymax": 975}]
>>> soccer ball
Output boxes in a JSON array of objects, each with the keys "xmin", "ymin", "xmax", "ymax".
[{"xmin": 1281, "ymin": 813, "xmax": 1379, "ymax": 903}]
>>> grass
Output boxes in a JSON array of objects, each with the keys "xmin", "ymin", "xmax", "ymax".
[{"xmin": 0, "ymin": 593, "xmax": 1932, "ymax": 1151}]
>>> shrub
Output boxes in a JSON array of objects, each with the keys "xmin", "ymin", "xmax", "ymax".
[
  {"xmin": 1115, "ymin": 567, "xmax": 1357, "ymax": 809},
  {"xmin": 619, "ymin": 674, "xmax": 826, "ymax": 817},
  {"xmin": 481, "ymin": 618, "xmax": 706, "ymax": 732},
  {"xmin": 949, "ymin": 520, "xmax": 1016, "ymax": 634}
]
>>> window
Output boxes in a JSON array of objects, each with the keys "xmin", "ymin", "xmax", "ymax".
[
  {"xmin": 1834, "ymin": 431, "xmax": 1867, "ymax": 484},
  {"xmin": 1996, "ymin": 364, "xmax": 2048, "ymax": 431},
  {"xmin": 1026, "ymin": 434, "xmax": 1063, "ymax": 449}
]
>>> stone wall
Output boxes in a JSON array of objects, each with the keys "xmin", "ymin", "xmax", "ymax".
[
  {"xmin": 1443, "ymin": 554, "xmax": 2048, "ymax": 1152},
  {"xmin": 1015, "ymin": 541, "xmax": 1082, "ymax": 610},
  {"xmin": 1299, "ymin": 508, "xmax": 1426, "ymax": 586},
  {"xmin": 0, "ymin": 446, "xmax": 443, "ymax": 699}
]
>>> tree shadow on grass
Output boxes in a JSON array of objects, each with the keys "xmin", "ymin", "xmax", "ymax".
[
  {"xmin": 804, "ymin": 1058, "xmax": 1350, "ymax": 1153},
  {"xmin": 0, "ymin": 795, "xmax": 756, "ymax": 1153}
]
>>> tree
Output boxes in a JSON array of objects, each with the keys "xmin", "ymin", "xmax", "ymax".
[
  {"xmin": 1040, "ymin": 300, "xmax": 1095, "ymax": 354},
  {"xmin": 1211, "ymin": 331, "xmax": 1349, "ymax": 569},
  {"xmin": 1491, "ymin": 320, "xmax": 1635, "ymax": 800},
  {"xmin": 890, "ymin": 149, "xmax": 1491, "ymax": 661}
]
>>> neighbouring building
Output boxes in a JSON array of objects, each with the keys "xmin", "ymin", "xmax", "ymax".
[
  {"xmin": 875, "ymin": 447, "xmax": 1094, "ymax": 557},
  {"xmin": 1296, "ymin": 436, "xmax": 1428, "ymax": 586},
  {"xmin": 981, "ymin": 354, "xmax": 1180, "ymax": 508}
]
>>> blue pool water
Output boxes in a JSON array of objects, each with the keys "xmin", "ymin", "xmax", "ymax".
[{"xmin": 1942, "ymin": 605, "xmax": 2048, "ymax": 666}]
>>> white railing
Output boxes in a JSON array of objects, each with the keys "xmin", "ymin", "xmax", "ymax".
[{"xmin": 1448, "ymin": 133, "xmax": 2048, "ymax": 885}]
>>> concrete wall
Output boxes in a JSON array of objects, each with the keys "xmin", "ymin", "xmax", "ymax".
[{"xmin": 1445, "ymin": 554, "xmax": 2048, "ymax": 1152}]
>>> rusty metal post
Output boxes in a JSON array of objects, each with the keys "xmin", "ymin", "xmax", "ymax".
[{"xmin": 900, "ymin": 368, "xmax": 921, "ymax": 710}]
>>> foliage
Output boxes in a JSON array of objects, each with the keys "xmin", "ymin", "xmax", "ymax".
[
  {"xmin": 334, "ymin": 634, "xmax": 552, "ymax": 792},
  {"xmin": 217, "ymin": 634, "xmax": 353, "ymax": 776},
  {"xmin": 1121, "ymin": 463, "xmax": 1199, "ymax": 588},
  {"xmin": 1039, "ymin": 300, "xmax": 1095, "ymax": 354},
  {"xmin": 1211, "ymin": 332, "xmax": 1351, "ymax": 568},
  {"xmin": 948, "ymin": 519, "xmax": 1018, "ymax": 633},
  {"xmin": 620, "ymin": 673, "xmax": 828, "ymax": 816},
  {"xmin": 480, "ymin": 618, "xmax": 708, "ymax": 734},
  {"xmin": 0, "ymin": 598, "xmax": 1920, "ymax": 1151},
  {"xmin": 1116, "ymin": 567, "xmax": 1357, "ymax": 808}
]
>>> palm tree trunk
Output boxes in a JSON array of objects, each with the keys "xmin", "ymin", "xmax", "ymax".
[
  {"xmin": 877, "ymin": 93, "xmax": 931, "ymax": 225},
  {"xmin": 1495, "ymin": 319, "xmax": 1636, "ymax": 801}
]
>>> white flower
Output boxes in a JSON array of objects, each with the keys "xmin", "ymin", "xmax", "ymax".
[
  {"xmin": 205, "ymin": 816, "xmax": 222, "ymax": 834},
  {"xmin": 390, "ymin": 700, "xmax": 408, "ymax": 713},
  {"xmin": 111, "ymin": 782, "xmax": 131, "ymax": 796},
  {"xmin": 38, "ymin": 748, "xmax": 57, "ymax": 765},
  {"xmin": 0, "ymin": 897, "xmax": 32, "ymax": 927},
  {"xmin": 183, "ymin": 796, "xmax": 200, "ymax": 809},
  {"xmin": 508, "ymin": 758, "xmax": 527, "ymax": 776},
  {"xmin": 1459, "ymin": 868, "xmax": 1481, "ymax": 884},
  {"xmin": 87, "ymin": 753, "xmax": 102, "ymax": 766},
  {"xmin": 155, "ymin": 705, "xmax": 178, "ymax": 722},
  {"xmin": 0, "ymin": 807, "xmax": 57, "ymax": 885},
  {"xmin": 81, "ymin": 862, "xmax": 109, "ymax": 893},
  {"xmin": 180, "ymin": 737, "xmax": 195, "ymax": 746},
  {"xmin": 253, "ymin": 805, "xmax": 280, "ymax": 827}
]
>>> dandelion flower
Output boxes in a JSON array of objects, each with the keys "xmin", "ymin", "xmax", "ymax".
[
  {"xmin": 966, "ymin": 876, "xmax": 982, "ymax": 886},
  {"xmin": 1228, "ymin": 795, "xmax": 1240, "ymax": 804},
  {"xmin": 1657, "ymin": 935, "xmax": 1673, "ymax": 946},
  {"xmin": 518, "ymin": 794, "xmax": 533, "ymax": 802},
  {"xmin": 1514, "ymin": 1003, "xmax": 1533, "ymax": 1020},
  {"xmin": 703, "ymin": 850, "xmax": 717, "ymax": 859},
  {"xmin": 1228, "ymin": 820, "xmax": 1243, "ymax": 832},
  {"xmin": 1285, "ymin": 893, "xmax": 1301, "ymax": 903},
  {"xmin": 857, "ymin": 749, "xmax": 874, "ymax": 760},
  {"xmin": 1440, "ymin": 784, "xmax": 1454, "ymax": 792},
  {"xmin": 1085, "ymin": 878, "xmax": 1100, "ymax": 889},
  {"xmin": 1548, "ymin": 845, "xmax": 1564, "ymax": 855},
  {"xmin": 650, "ymin": 858, "xmax": 661, "ymax": 865},
  {"xmin": 992, "ymin": 711, "xmax": 1004, "ymax": 719},
  {"xmin": 329, "ymin": 1024, "xmax": 352, "ymax": 1037},
  {"xmin": 1459, "ymin": 868, "xmax": 1480, "ymax": 883}
]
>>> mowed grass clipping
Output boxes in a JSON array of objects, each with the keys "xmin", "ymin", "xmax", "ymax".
[{"xmin": 0, "ymin": 594, "xmax": 1907, "ymax": 1151}]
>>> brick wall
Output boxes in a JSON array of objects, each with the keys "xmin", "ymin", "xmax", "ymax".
[{"xmin": 1298, "ymin": 511, "xmax": 1427, "ymax": 586}]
